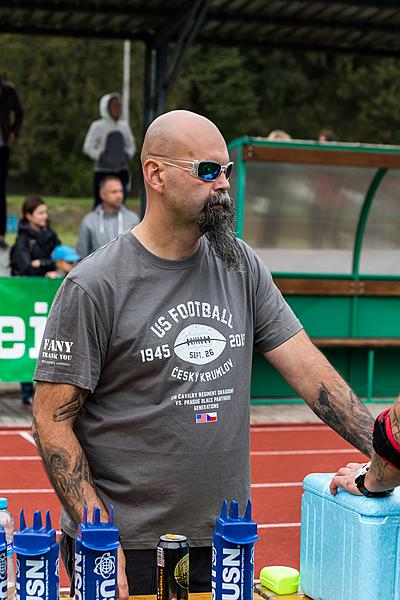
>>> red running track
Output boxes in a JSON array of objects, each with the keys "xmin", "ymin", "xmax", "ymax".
[{"xmin": 0, "ymin": 423, "xmax": 367, "ymax": 591}]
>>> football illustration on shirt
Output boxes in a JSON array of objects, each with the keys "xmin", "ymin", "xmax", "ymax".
[{"xmin": 174, "ymin": 324, "xmax": 226, "ymax": 365}]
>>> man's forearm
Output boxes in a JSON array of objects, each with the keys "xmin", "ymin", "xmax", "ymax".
[
  {"xmin": 266, "ymin": 332, "xmax": 375, "ymax": 457},
  {"xmin": 33, "ymin": 384, "xmax": 107, "ymax": 526},
  {"xmin": 365, "ymin": 453, "xmax": 400, "ymax": 492},
  {"xmin": 310, "ymin": 380, "xmax": 374, "ymax": 458},
  {"xmin": 366, "ymin": 400, "xmax": 400, "ymax": 491}
]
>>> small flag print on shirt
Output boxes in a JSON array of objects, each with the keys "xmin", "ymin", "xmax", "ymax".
[{"xmin": 196, "ymin": 412, "xmax": 218, "ymax": 423}]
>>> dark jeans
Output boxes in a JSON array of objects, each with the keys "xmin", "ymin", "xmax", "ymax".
[
  {"xmin": 60, "ymin": 531, "xmax": 211, "ymax": 596},
  {"xmin": 0, "ymin": 145, "xmax": 10, "ymax": 237},
  {"xmin": 93, "ymin": 169, "xmax": 129, "ymax": 208}
]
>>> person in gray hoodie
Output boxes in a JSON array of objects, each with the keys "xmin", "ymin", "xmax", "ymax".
[
  {"xmin": 76, "ymin": 176, "xmax": 139, "ymax": 258},
  {"xmin": 83, "ymin": 92, "xmax": 136, "ymax": 207}
]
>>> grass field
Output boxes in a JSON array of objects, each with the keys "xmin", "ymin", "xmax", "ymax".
[{"xmin": 5, "ymin": 195, "xmax": 141, "ymax": 248}]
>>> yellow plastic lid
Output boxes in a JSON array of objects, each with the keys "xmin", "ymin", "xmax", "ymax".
[{"xmin": 259, "ymin": 565, "xmax": 300, "ymax": 595}]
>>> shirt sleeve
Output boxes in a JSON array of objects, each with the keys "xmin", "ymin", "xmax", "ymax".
[
  {"xmin": 76, "ymin": 219, "xmax": 92, "ymax": 259},
  {"xmin": 250, "ymin": 252, "xmax": 303, "ymax": 353},
  {"xmin": 83, "ymin": 122, "xmax": 102, "ymax": 160},
  {"xmin": 34, "ymin": 278, "xmax": 109, "ymax": 392}
]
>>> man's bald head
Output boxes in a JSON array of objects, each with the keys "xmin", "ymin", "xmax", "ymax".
[{"xmin": 141, "ymin": 110, "xmax": 227, "ymax": 164}]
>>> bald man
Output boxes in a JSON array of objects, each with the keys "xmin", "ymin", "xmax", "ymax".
[{"xmin": 32, "ymin": 110, "xmax": 374, "ymax": 598}]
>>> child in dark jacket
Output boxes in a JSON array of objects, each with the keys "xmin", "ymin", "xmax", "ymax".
[{"xmin": 10, "ymin": 196, "xmax": 61, "ymax": 406}]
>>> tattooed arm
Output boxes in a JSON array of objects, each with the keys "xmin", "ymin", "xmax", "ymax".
[
  {"xmin": 263, "ymin": 329, "xmax": 374, "ymax": 457},
  {"xmin": 330, "ymin": 399, "xmax": 400, "ymax": 495},
  {"xmin": 32, "ymin": 381, "xmax": 105, "ymax": 525},
  {"xmin": 33, "ymin": 382, "xmax": 129, "ymax": 600}
]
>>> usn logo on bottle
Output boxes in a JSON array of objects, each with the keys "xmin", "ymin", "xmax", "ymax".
[
  {"xmin": 75, "ymin": 551, "xmax": 116, "ymax": 600},
  {"xmin": 21, "ymin": 558, "xmax": 46, "ymax": 599},
  {"xmin": 212, "ymin": 546, "xmax": 242, "ymax": 600}
]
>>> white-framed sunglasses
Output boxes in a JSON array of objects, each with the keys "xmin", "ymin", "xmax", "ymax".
[{"xmin": 149, "ymin": 155, "xmax": 234, "ymax": 181}]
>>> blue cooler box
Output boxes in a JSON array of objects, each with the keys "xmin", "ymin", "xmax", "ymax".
[{"xmin": 300, "ymin": 472, "xmax": 400, "ymax": 600}]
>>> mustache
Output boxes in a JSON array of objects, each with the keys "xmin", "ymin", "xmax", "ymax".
[{"xmin": 204, "ymin": 192, "xmax": 232, "ymax": 210}]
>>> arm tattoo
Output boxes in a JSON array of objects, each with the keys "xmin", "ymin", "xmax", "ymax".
[
  {"xmin": 312, "ymin": 383, "xmax": 373, "ymax": 457},
  {"xmin": 33, "ymin": 416, "xmax": 95, "ymax": 525},
  {"xmin": 390, "ymin": 407, "xmax": 400, "ymax": 445},
  {"xmin": 53, "ymin": 389, "xmax": 88, "ymax": 422},
  {"xmin": 369, "ymin": 456, "xmax": 390, "ymax": 484}
]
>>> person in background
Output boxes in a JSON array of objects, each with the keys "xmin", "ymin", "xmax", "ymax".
[
  {"xmin": 83, "ymin": 93, "xmax": 136, "ymax": 207},
  {"xmin": 76, "ymin": 175, "xmax": 139, "ymax": 259},
  {"xmin": 10, "ymin": 195, "xmax": 61, "ymax": 407},
  {"xmin": 331, "ymin": 398, "xmax": 400, "ymax": 497},
  {"xmin": 318, "ymin": 129, "xmax": 335, "ymax": 142},
  {"xmin": 10, "ymin": 196, "xmax": 61, "ymax": 277},
  {"xmin": 266, "ymin": 129, "xmax": 291, "ymax": 140},
  {"xmin": 48, "ymin": 245, "xmax": 80, "ymax": 278},
  {"xmin": 0, "ymin": 76, "xmax": 24, "ymax": 249}
]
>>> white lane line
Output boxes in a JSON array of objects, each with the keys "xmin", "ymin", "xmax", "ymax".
[
  {"xmin": 252, "ymin": 482, "xmax": 302, "ymax": 488},
  {"xmin": 0, "ymin": 489, "xmax": 54, "ymax": 494},
  {"xmin": 251, "ymin": 448, "xmax": 362, "ymax": 456},
  {"xmin": 19, "ymin": 431, "xmax": 36, "ymax": 446},
  {"xmin": 0, "ymin": 449, "xmax": 358, "ymax": 460},
  {"xmin": 258, "ymin": 522, "xmax": 301, "ymax": 529},
  {"xmin": 0, "ymin": 456, "xmax": 40, "ymax": 461},
  {"xmin": 251, "ymin": 426, "xmax": 328, "ymax": 432},
  {"xmin": 0, "ymin": 430, "xmax": 31, "ymax": 436}
]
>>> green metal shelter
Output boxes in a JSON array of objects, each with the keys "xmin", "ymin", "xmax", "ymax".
[{"xmin": 229, "ymin": 137, "xmax": 400, "ymax": 402}]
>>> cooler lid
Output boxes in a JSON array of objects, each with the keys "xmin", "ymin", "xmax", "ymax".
[{"xmin": 303, "ymin": 473, "xmax": 400, "ymax": 517}]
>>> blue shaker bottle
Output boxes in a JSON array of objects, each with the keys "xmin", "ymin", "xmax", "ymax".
[
  {"xmin": 212, "ymin": 499, "xmax": 259, "ymax": 600},
  {"xmin": 14, "ymin": 509, "xmax": 59, "ymax": 600},
  {"xmin": 0, "ymin": 527, "xmax": 7, "ymax": 599},
  {"xmin": 74, "ymin": 506, "xmax": 119, "ymax": 600}
]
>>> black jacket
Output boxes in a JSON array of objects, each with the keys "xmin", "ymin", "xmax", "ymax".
[
  {"xmin": 0, "ymin": 80, "xmax": 24, "ymax": 143},
  {"xmin": 10, "ymin": 221, "xmax": 61, "ymax": 276}
]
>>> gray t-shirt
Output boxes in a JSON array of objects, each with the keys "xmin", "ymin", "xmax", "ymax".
[{"xmin": 34, "ymin": 231, "xmax": 302, "ymax": 549}]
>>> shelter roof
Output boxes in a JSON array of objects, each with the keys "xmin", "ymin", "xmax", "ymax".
[{"xmin": 2, "ymin": 1, "xmax": 400, "ymax": 57}]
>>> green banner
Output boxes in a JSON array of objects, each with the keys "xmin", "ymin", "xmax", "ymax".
[{"xmin": 0, "ymin": 277, "xmax": 62, "ymax": 382}]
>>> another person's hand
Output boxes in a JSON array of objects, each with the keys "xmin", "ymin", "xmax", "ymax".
[
  {"xmin": 118, "ymin": 545, "xmax": 129, "ymax": 600},
  {"xmin": 31, "ymin": 259, "xmax": 41, "ymax": 268},
  {"xmin": 45, "ymin": 271, "xmax": 58, "ymax": 279},
  {"xmin": 330, "ymin": 462, "xmax": 364, "ymax": 496}
]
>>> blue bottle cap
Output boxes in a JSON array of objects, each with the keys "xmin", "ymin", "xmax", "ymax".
[
  {"xmin": 214, "ymin": 499, "xmax": 259, "ymax": 545},
  {"xmin": 13, "ymin": 510, "xmax": 57, "ymax": 556},
  {"xmin": 0, "ymin": 498, "xmax": 8, "ymax": 510},
  {"xmin": 0, "ymin": 526, "xmax": 6, "ymax": 552},
  {"xmin": 78, "ymin": 506, "xmax": 120, "ymax": 552}
]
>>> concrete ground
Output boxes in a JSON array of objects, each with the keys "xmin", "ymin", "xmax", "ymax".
[{"xmin": 0, "ymin": 382, "xmax": 393, "ymax": 428}]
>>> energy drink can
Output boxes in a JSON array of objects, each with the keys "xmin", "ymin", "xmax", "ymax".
[{"xmin": 156, "ymin": 534, "xmax": 189, "ymax": 600}]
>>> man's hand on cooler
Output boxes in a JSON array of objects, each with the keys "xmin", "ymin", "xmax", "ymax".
[
  {"xmin": 118, "ymin": 545, "xmax": 129, "ymax": 600},
  {"xmin": 329, "ymin": 462, "xmax": 364, "ymax": 496}
]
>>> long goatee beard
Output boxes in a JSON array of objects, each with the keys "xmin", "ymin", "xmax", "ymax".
[{"xmin": 197, "ymin": 192, "xmax": 246, "ymax": 272}]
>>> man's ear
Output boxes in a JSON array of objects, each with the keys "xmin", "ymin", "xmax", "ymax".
[{"xmin": 143, "ymin": 159, "xmax": 164, "ymax": 193}]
